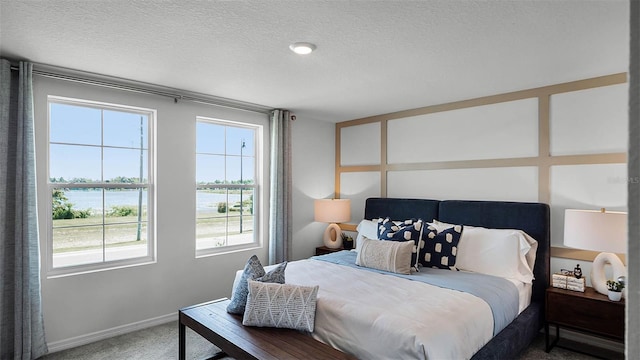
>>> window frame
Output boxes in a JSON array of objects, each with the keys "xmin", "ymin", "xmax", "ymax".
[
  {"xmin": 46, "ymin": 95, "xmax": 156, "ymax": 277},
  {"xmin": 195, "ymin": 116, "xmax": 262, "ymax": 257}
]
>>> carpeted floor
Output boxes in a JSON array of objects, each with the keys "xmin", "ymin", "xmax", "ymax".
[
  {"xmin": 40, "ymin": 321, "xmax": 602, "ymax": 360},
  {"xmin": 40, "ymin": 321, "xmax": 227, "ymax": 360}
]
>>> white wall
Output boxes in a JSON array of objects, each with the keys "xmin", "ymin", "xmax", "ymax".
[
  {"xmin": 291, "ymin": 117, "xmax": 336, "ymax": 260},
  {"xmin": 32, "ymin": 77, "xmax": 334, "ymax": 350}
]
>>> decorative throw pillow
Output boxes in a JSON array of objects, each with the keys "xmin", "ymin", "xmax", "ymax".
[
  {"xmin": 226, "ymin": 255, "xmax": 287, "ymax": 314},
  {"xmin": 419, "ymin": 224, "xmax": 463, "ymax": 270},
  {"xmin": 356, "ymin": 236, "xmax": 414, "ymax": 275},
  {"xmin": 242, "ymin": 280, "xmax": 319, "ymax": 332},
  {"xmin": 377, "ymin": 218, "xmax": 423, "ymax": 268},
  {"xmin": 377, "ymin": 218, "xmax": 423, "ymax": 240}
]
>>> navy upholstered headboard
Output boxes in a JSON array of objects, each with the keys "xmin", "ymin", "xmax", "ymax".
[
  {"xmin": 363, "ymin": 198, "xmax": 550, "ymax": 306},
  {"xmin": 364, "ymin": 198, "xmax": 440, "ymax": 222}
]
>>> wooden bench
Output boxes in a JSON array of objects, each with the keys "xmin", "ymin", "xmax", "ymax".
[{"xmin": 179, "ymin": 298, "xmax": 356, "ymax": 360}]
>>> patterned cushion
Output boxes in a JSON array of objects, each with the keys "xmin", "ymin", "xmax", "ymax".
[
  {"xmin": 377, "ymin": 218, "xmax": 423, "ymax": 268},
  {"xmin": 356, "ymin": 236, "xmax": 414, "ymax": 274},
  {"xmin": 242, "ymin": 281, "xmax": 319, "ymax": 332},
  {"xmin": 226, "ymin": 255, "xmax": 287, "ymax": 314},
  {"xmin": 418, "ymin": 224, "xmax": 463, "ymax": 270}
]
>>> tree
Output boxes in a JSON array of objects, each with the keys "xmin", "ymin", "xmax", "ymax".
[
  {"xmin": 52, "ymin": 189, "xmax": 91, "ymax": 219},
  {"xmin": 52, "ymin": 189, "xmax": 74, "ymax": 219}
]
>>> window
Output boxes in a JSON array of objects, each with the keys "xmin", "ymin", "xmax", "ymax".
[
  {"xmin": 196, "ymin": 117, "xmax": 259, "ymax": 254},
  {"xmin": 47, "ymin": 96, "xmax": 155, "ymax": 275}
]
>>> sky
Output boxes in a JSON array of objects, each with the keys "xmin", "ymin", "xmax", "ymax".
[
  {"xmin": 49, "ymin": 102, "xmax": 255, "ymax": 184},
  {"xmin": 196, "ymin": 121, "xmax": 255, "ymax": 184}
]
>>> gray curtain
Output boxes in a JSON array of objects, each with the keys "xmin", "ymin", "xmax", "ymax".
[
  {"xmin": 268, "ymin": 109, "xmax": 292, "ymax": 264},
  {"xmin": 0, "ymin": 59, "xmax": 48, "ymax": 359},
  {"xmin": 628, "ymin": 0, "xmax": 639, "ymax": 356}
]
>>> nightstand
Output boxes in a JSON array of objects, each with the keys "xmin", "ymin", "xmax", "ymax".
[
  {"xmin": 315, "ymin": 246, "xmax": 344, "ymax": 256},
  {"xmin": 545, "ymin": 287, "xmax": 624, "ymax": 357}
]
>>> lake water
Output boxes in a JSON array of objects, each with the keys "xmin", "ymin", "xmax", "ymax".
[{"xmin": 63, "ymin": 189, "xmax": 241, "ymax": 212}]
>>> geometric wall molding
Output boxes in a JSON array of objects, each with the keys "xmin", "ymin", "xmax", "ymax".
[{"xmin": 335, "ymin": 72, "xmax": 628, "ymax": 260}]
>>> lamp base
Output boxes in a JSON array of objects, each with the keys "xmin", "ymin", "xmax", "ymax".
[
  {"xmin": 591, "ymin": 252, "xmax": 626, "ymax": 296},
  {"xmin": 323, "ymin": 223, "xmax": 343, "ymax": 249}
]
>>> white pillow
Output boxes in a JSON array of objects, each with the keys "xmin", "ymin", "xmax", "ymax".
[
  {"xmin": 430, "ymin": 219, "xmax": 472, "ymax": 233},
  {"xmin": 453, "ymin": 227, "xmax": 538, "ymax": 284},
  {"xmin": 356, "ymin": 236, "xmax": 414, "ymax": 275},
  {"xmin": 355, "ymin": 219, "xmax": 380, "ymax": 253}
]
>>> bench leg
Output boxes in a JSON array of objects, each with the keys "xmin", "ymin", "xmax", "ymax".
[
  {"xmin": 179, "ymin": 317, "xmax": 227, "ymax": 360},
  {"xmin": 205, "ymin": 352, "xmax": 228, "ymax": 360},
  {"xmin": 179, "ymin": 321, "xmax": 186, "ymax": 360}
]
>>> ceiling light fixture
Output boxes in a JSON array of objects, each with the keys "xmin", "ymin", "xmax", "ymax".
[{"xmin": 289, "ymin": 42, "xmax": 316, "ymax": 55}]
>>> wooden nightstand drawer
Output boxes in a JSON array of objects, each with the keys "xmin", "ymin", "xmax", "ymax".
[{"xmin": 546, "ymin": 287, "xmax": 624, "ymax": 341}]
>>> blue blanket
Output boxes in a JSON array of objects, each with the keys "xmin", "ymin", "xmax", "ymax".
[{"xmin": 313, "ymin": 250, "xmax": 519, "ymax": 336}]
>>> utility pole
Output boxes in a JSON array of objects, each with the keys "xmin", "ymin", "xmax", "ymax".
[
  {"xmin": 136, "ymin": 116, "xmax": 143, "ymax": 241},
  {"xmin": 239, "ymin": 139, "xmax": 245, "ymax": 233}
]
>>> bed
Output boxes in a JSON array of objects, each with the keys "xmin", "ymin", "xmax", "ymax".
[
  {"xmin": 359, "ymin": 198, "xmax": 549, "ymax": 359},
  {"xmin": 235, "ymin": 197, "xmax": 550, "ymax": 359}
]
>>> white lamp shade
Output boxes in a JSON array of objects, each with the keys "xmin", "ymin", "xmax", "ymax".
[
  {"xmin": 563, "ymin": 209, "xmax": 627, "ymax": 254},
  {"xmin": 314, "ymin": 199, "xmax": 351, "ymax": 223}
]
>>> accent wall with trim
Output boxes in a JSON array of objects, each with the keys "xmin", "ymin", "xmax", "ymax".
[{"xmin": 335, "ymin": 73, "xmax": 628, "ymax": 272}]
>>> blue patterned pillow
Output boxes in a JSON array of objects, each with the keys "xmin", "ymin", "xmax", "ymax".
[
  {"xmin": 418, "ymin": 224, "xmax": 463, "ymax": 270},
  {"xmin": 377, "ymin": 218, "xmax": 423, "ymax": 269},
  {"xmin": 226, "ymin": 255, "xmax": 287, "ymax": 314}
]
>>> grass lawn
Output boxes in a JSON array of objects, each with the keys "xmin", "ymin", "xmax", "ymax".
[{"xmin": 53, "ymin": 213, "xmax": 254, "ymax": 253}]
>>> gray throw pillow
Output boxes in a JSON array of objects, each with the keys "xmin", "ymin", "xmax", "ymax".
[
  {"xmin": 242, "ymin": 280, "xmax": 319, "ymax": 332},
  {"xmin": 226, "ymin": 255, "xmax": 287, "ymax": 314}
]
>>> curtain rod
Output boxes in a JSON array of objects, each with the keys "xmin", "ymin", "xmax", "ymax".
[{"xmin": 9, "ymin": 63, "xmax": 274, "ymax": 115}]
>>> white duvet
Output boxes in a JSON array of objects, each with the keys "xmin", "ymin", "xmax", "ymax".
[{"xmin": 283, "ymin": 259, "xmax": 495, "ymax": 360}]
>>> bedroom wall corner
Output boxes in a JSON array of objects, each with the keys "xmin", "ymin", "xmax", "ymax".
[
  {"xmin": 627, "ymin": 0, "xmax": 640, "ymax": 355},
  {"xmin": 291, "ymin": 116, "xmax": 335, "ymax": 261}
]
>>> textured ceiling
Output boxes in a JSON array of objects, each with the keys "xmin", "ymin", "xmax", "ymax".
[{"xmin": 0, "ymin": 0, "xmax": 630, "ymax": 123}]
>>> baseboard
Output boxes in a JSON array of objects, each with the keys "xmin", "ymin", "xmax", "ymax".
[{"xmin": 46, "ymin": 312, "xmax": 178, "ymax": 354}]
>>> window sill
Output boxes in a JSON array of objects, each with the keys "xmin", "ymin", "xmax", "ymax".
[
  {"xmin": 46, "ymin": 256, "xmax": 156, "ymax": 279},
  {"xmin": 196, "ymin": 243, "xmax": 262, "ymax": 259}
]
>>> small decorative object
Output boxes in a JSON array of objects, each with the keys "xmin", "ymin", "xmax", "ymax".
[
  {"xmin": 573, "ymin": 264, "xmax": 582, "ymax": 279},
  {"xmin": 552, "ymin": 271, "xmax": 585, "ymax": 292},
  {"xmin": 606, "ymin": 279, "xmax": 625, "ymax": 301},
  {"xmin": 341, "ymin": 233, "xmax": 354, "ymax": 250}
]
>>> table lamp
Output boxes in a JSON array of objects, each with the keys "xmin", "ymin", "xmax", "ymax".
[
  {"xmin": 314, "ymin": 199, "xmax": 351, "ymax": 249},
  {"xmin": 563, "ymin": 208, "xmax": 627, "ymax": 295}
]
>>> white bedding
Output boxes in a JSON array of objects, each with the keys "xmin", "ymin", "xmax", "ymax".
[
  {"xmin": 232, "ymin": 257, "xmax": 527, "ymax": 359},
  {"xmin": 508, "ymin": 278, "xmax": 532, "ymax": 314},
  {"xmin": 242, "ymin": 259, "xmax": 493, "ymax": 359}
]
